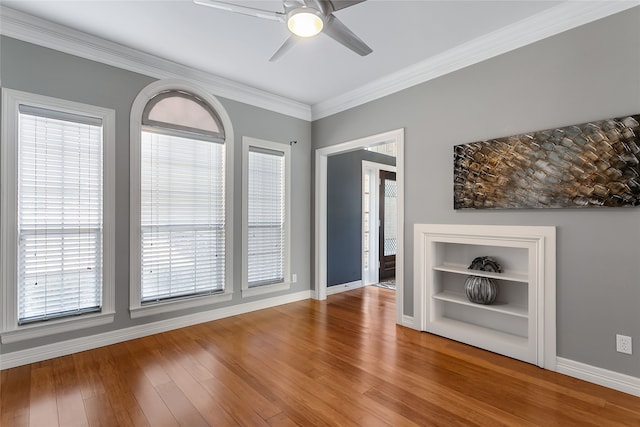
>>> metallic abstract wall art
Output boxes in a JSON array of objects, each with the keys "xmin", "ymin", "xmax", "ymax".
[{"xmin": 454, "ymin": 115, "xmax": 640, "ymax": 209}]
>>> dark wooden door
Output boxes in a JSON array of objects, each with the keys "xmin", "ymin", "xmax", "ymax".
[{"xmin": 379, "ymin": 170, "xmax": 397, "ymax": 280}]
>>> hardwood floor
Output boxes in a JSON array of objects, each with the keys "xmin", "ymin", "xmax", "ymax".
[{"xmin": 2, "ymin": 286, "xmax": 640, "ymax": 426}]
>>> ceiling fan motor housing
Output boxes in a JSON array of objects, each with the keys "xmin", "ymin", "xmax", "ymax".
[{"xmin": 286, "ymin": 6, "xmax": 325, "ymax": 37}]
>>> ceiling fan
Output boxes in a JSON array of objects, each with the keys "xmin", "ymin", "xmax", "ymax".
[{"xmin": 193, "ymin": 0, "xmax": 373, "ymax": 61}]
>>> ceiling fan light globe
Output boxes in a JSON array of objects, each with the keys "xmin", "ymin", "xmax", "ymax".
[{"xmin": 287, "ymin": 8, "xmax": 324, "ymax": 38}]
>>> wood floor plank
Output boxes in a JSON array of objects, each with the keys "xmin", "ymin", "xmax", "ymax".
[
  {"xmin": 95, "ymin": 348, "xmax": 150, "ymax": 427},
  {"xmin": 82, "ymin": 395, "xmax": 119, "ymax": 427},
  {"xmin": 193, "ymin": 332, "xmax": 335, "ymax": 426},
  {"xmin": 2, "ymin": 286, "xmax": 639, "ymax": 426},
  {"xmin": 1, "ymin": 365, "xmax": 31, "ymax": 427},
  {"xmin": 154, "ymin": 381, "xmax": 210, "ymax": 427},
  {"xmin": 115, "ymin": 341, "xmax": 179, "ymax": 427},
  {"xmin": 71, "ymin": 350, "xmax": 107, "ymax": 401},
  {"xmin": 196, "ymin": 331, "xmax": 360, "ymax": 426},
  {"xmin": 265, "ymin": 412, "xmax": 301, "ymax": 427},
  {"xmin": 0, "ymin": 369, "xmax": 3, "ymax": 423},
  {"xmin": 177, "ymin": 330, "xmax": 283, "ymax": 422},
  {"xmin": 150, "ymin": 338, "xmax": 241, "ymax": 426},
  {"xmin": 29, "ymin": 362, "xmax": 59, "ymax": 427},
  {"xmin": 52, "ymin": 356, "xmax": 89, "ymax": 427}
]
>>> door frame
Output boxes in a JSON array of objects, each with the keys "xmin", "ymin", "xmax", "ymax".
[
  {"xmin": 361, "ymin": 161, "xmax": 397, "ymax": 287},
  {"xmin": 314, "ymin": 128, "xmax": 405, "ymax": 325}
]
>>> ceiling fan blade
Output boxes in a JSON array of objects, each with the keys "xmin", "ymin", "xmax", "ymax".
[
  {"xmin": 323, "ymin": 14, "xmax": 372, "ymax": 56},
  {"xmin": 193, "ymin": 0, "xmax": 285, "ymax": 22},
  {"xmin": 269, "ymin": 36, "xmax": 298, "ymax": 62},
  {"xmin": 327, "ymin": 0, "xmax": 366, "ymax": 12}
]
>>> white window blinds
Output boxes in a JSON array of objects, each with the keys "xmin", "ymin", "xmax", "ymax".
[
  {"xmin": 18, "ymin": 105, "xmax": 104, "ymax": 324},
  {"xmin": 140, "ymin": 131, "xmax": 225, "ymax": 302},
  {"xmin": 247, "ymin": 147, "xmax": 285, "ymax": 287}
]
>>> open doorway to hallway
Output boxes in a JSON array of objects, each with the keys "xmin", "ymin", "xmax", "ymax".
[{"xmin": 315, "ymin": 128, "xmax": 404, "ymax": 324}]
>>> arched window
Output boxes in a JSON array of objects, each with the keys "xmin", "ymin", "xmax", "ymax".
[
  {"xmin": 142, "ymin": 90, "xmax": 224, "ymax": 140},
  {"xmin": 130, "ymin": 80, "xmax": 234, "ymax": 317}
]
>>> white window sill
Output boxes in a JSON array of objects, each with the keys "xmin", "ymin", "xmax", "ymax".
[
  {"xmin": 242, "ymin": 282, "xmax": 290, "ymax": 298},
  {"xmin": 130, "ymin": 291, "xmax": 233, "ymax": 319},
  {"xmin": 1, "ymin": 311, "xmax": 115, "ymax": 344}
]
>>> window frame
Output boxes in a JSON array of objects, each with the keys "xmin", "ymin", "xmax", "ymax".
[
  {"xmin": 0, "ymin": 88, "xmax": 116, "ymax": 343},
  {"xmin": 129, "ymin": 79, "xmax": 235, "ymax": 318},
  {"xmin": 241, "ymin": 136, "xmax": 291, "ymax": 298}
]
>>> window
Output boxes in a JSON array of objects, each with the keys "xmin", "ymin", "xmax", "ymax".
[
  {"xmin": 242, "ymin": 137, "xmax": 291, "ymax": 297},
  {"xmin": 1, "ymin": 89, "xmax": 115, "ymax": 343},
  {"xmin": 130, "ymin": 80, "xmax": 234, "ymax": 317}
]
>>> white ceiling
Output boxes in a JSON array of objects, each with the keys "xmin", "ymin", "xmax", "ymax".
[{"xmin": 2, "ymin": 1, "xmax": 637, "ymax": 119}]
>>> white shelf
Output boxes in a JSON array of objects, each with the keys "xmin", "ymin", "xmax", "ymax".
[
  {"xmin": 432, "ymin": 317, "xmax": 530, "ymax": 353},
  {"xmin": 433, "ymin": 263, "xmax": 528, "ymax": 283},
  {"xmin": 433, "ymin": 290, "xmax": 528, "ymax": 318}
]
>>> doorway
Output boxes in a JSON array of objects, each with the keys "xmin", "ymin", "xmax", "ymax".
[
  {"xmin": 361, "ymin": 161, "xmax": 396, "ymax": 288},
  {"xmin": 315, "ymin": 128, "xmax": 404, "ymax": 325}
]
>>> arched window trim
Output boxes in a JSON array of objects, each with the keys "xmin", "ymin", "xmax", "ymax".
[
  {"xmin": 141, "ymin": 90, "xmax": 225, "ymax": 142},
  {"xmin": 129, "ymin": 79, "xmax": 235, "ymax": 318}
]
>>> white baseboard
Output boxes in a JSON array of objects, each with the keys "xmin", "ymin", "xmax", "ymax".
[
  {"xmin": 0, "ymin": 290, "xmax": 312, "ymax": 370},
  {"xmin": 556, "ymin": 357, "xmax": 640, "ymax": 397},
  {"xmin": 400, "ymin": 315, "xmax": 418, "ymax": 330},
  {"xmin": 326, "ymin": 280, "xmax": 363, "ymax": 296}
]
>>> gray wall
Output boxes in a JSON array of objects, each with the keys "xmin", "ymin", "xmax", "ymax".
[
  {"xmin": 313, "ymin": 8, "xmax": 640, "ymax": 377},
  {"xmin": 327, "ymin": 150, "xmax": 395, "ymax": 286},
  {"xmin": 0, "ymin": 36, "xmax": 311, "ymax": 354}
]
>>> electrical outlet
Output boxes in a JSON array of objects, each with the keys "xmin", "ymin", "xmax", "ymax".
[
  {"xmin": 292, "ymin": 274, "xmax": 297, "ymax": 283},
  {"xmin": 616, "ymin": 334, "xmax": 632, "ymax": 355}
]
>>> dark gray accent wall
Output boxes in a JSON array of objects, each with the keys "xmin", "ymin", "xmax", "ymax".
[
  {"xmin": 313, "ymin": 8, "xmax": 640, "ymax": 377},
  {"xmin": 327, "ymin": 150, "xmax": 395, "ymax": 286},
  {"xmin": 0, "ymin": 36, "xmax": 311, "ymax": 354}
]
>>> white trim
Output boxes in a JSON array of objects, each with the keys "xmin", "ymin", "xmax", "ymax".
[
  {"xmin": 2, "ymin": 3, "xmax": 637, "ymax": 122},
  {"xmin": 1, "ymin": 313, "xmax": 115, "ymax": 344},
  {"xmin": 0, "ymin": 6, "xmax": 311, "ymax": 121},
  {"xmin": 0, "ymin": 290, "xmax": 312, "ymax": 370},
  {"xmin": 241, "ymin": 137, "xmax": 291, "ymax": 299},
  {"xmin": 311, "ymin": 1, "xmax": 640, "ymax": 119},
  {"xmin": 129, "ymin": 79, "xmax": 235, "ymax": 318},
  {"xmin": 361, "ymin": 166, "xmax": 377, "ymax": 287},
  {"xmin": 414, "ymin": 224, "xmax": 556, "ymax": 369},
  {"xmin": 361, "ymin": 161, "xmax": 397, "ymax": 287},
  {"xmin": 401, "ymin": 315, "xmax": 417, "ymax": 330},
  {"xmin": 361, "ymin": 161, "xmax": 397, "ymax": 173},
  {"xmin": 129, "ymin": 293, "xmax": 233, "ymax": 319},
  {"xmin": 326, "ymin": 280, "xmax": 363, "ymax": 296},
  {"xmin": 242, "ymin": 282, "xmax": 290, "ymax": 298},
  {"xmin": 315, "ymin": 128, "xmax": 405, "ymax": 325},
  {"xmin": 556, "ymin": 357, "xmax": 640, "ymax": 398},
  {"xmin": 0, "ymin": 88, "xmax": 116, "ymax": 342}
]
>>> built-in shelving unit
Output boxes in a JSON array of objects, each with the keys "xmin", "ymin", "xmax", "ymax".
[{"xmin": 414, "ymin": 224, "xmax": 556, "ymax": 368}]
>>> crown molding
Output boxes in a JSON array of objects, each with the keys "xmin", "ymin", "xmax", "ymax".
[
  {"xmin": 2, "ymin": 3, "xmax": 637, "ymax": 123},
  {"xmin": 311, "ymin": 1, "xmax": 640, "ymax": 120},
  {"xmin": 0, "ymin": 6, "xmax": 312, "ymax": 121}
]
